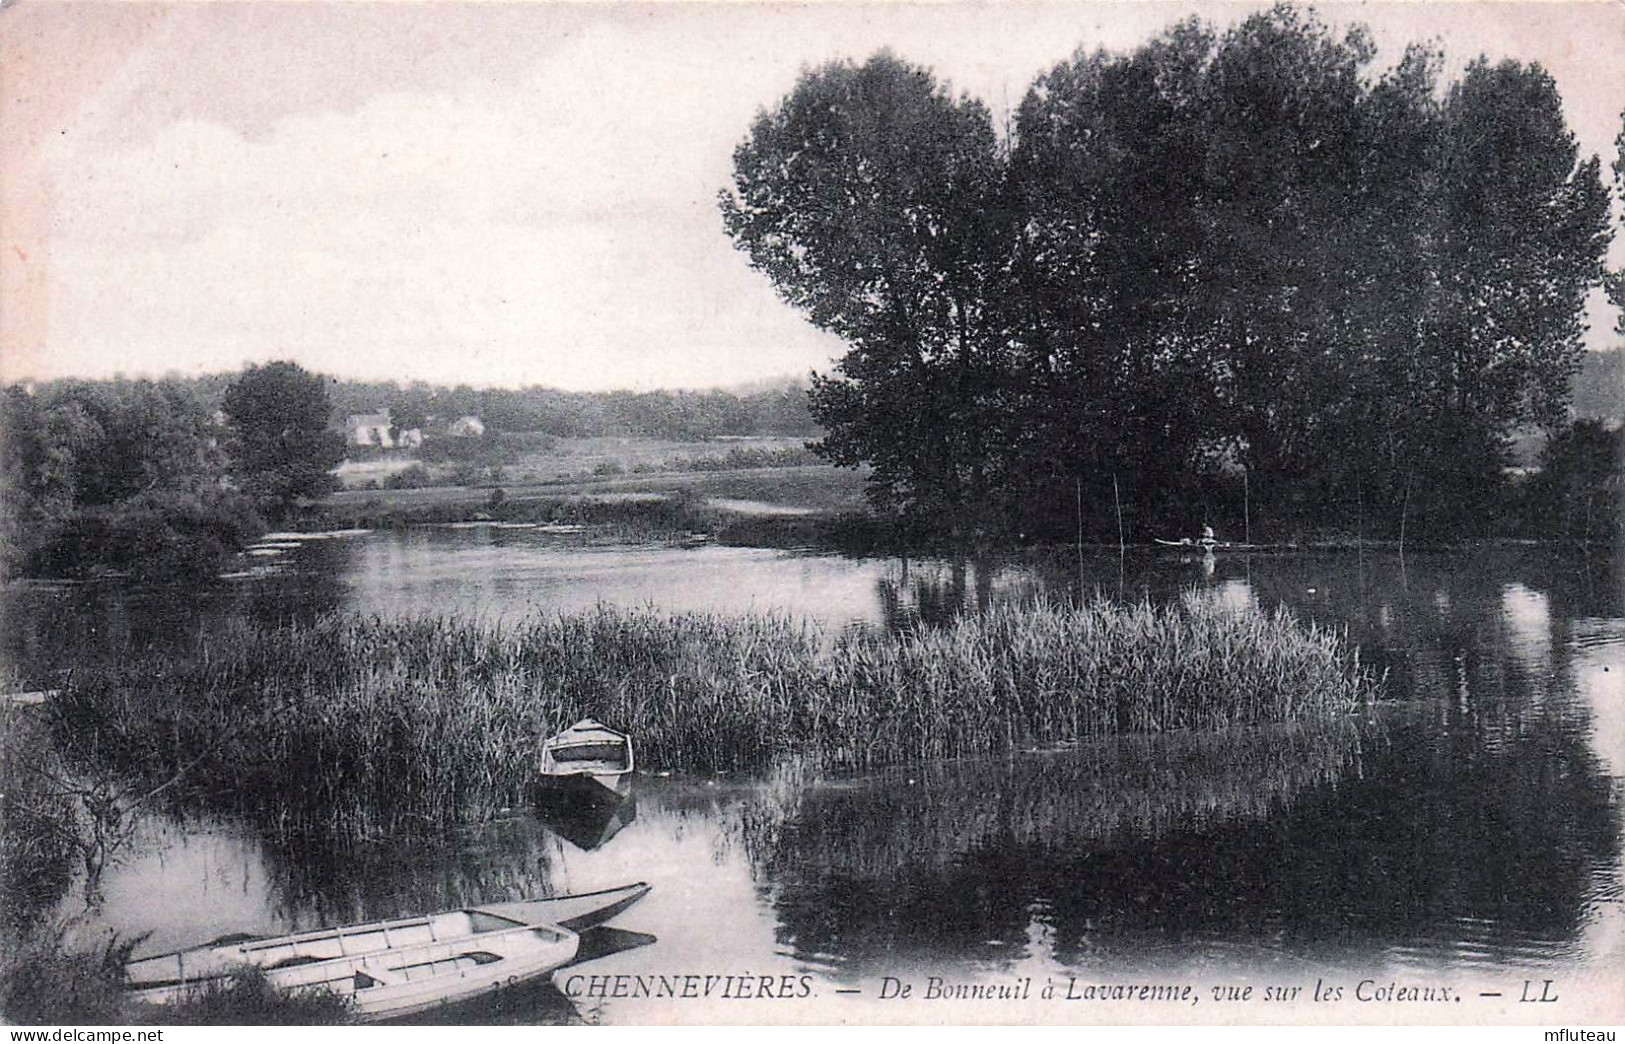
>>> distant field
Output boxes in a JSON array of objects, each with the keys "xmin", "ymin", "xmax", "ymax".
[
  {"xmin": 536, "ymin": 435, "xmax": 816, "ymax": 478},
  {"xmin": 333, "ymin": 434, "xmax": 818, "ymax": 490},
  {"xmin": 323, "ymin": 462, "xmax": 870, "ymax": 515}
]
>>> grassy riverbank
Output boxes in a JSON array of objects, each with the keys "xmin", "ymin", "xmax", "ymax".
[
  {"xmin": 333, "ymin": 435, "xmax": 823, "ymax": 492},
  {"xmin": 297, "ymin": 489, "xmax": 888, "ymax": 551},
  {"xmin": 49, "ymin": 598, "xmax": 1379, "ymax": 843},
  {"xmin": 290, "ymin": 463, "xmax": 889, "ymax": 551},
  {"xmin": 309, "ymin": 464, "xmax": 866, "ymax": 524}
]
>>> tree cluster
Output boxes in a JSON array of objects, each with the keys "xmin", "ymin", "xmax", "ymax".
[
  {"xmin": 220, "ymin": 362, "xmax": 346, "ymax": 512},
  {"xmin": 721, "ymin": 6, "xmax": 1613, "ymax": 544},
  {"xmin": 2, "ymin": 362, "xmax": 344, "ymax": 579},
  {"xmin": 0, "ymin": 380, "xmax": 260, "ymax": 579}
]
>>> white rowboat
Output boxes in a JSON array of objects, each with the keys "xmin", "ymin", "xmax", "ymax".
[
  {"xmin": 124, "ymin": 882, "xmax": 650, "ymax": 1020},
  {"xmin": 129, "ymin": 915, "xmax": 576, "ymax": 1021},
  {"xmin": 539, "ymin": 718, "xmax": 634, "ymax": 796}
]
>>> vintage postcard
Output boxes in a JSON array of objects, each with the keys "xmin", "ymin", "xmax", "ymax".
[{"xmin": 1, "ymin": 0, "xmax": 1622, "ymax": 1032}]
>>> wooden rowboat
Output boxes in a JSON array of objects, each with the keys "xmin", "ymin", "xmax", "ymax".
[
  {"xmin": 129, "ymin": 916, "xmax": 579, "ymax": 1021},
  {"xmin": 539, "ymin": 718, "xmax": 634, "ymax": 796},
  {"xmin": 124, "ymin": 882, "xmax": 650, "ymax": 1019},
  {"xmin": 130, "ymin": 915, "xmax": 578, "ymax": 1021},
  {"xmin": 1154, "ymin": 537, "xmax": 1219, "ymax": 549},
  {"xmin": 479, "ymin": 881, "xmax": 649, "ymax": 930},
  {"xmin": 1154, "ymin": 538, "xmax": 1296, "ymax": 552}
]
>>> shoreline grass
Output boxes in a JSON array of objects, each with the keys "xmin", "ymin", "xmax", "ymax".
[
  {"xmin": 0, "ymin": 929, "xmax": 354, "ymax": 1025},
  {"xmin": 1, "ymin": 704, "xmax": 80, "ymax": 930},
  {"xmin": 291, "ymin": 486, "xmax": 890, "ymax": 551},
  {"xmin": 47, "ymin": 597, "xmax": 1380, "ymax": 844}
]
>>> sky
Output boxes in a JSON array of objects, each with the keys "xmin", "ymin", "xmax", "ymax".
[{"xmin": 3, "ymin": 0, "xmax": 1623, "ymax": 392}]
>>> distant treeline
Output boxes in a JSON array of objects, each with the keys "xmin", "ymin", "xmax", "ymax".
[
  {"xmin": 85, "ymin": 372, "xmax": 821, "ymax": 441},
  {"xmin": 325, "ymin": 380, "xmax": 819, "ymax": 440}
]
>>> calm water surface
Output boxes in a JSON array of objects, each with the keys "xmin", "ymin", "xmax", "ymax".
[{"xmin": 4, "ymin": 528, "xmax": 1622, "ymax": 1023}]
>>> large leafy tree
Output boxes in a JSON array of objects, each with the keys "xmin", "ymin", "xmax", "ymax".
[
  {"xmin": 1006, "ymin": 20, "xmax": 1219, "ymax": 535},
  {"xmin": 1191, "ymin": 10, "xmax": 1384, "ymax": 525},
  {"xmin": 720, "ymin": 53, "xmax": 1014, "ymax": 541},
  {"xmin": 387, "ymin": 396, "xmax": 429, "ymax": 444},
  {"xmin": 722, "ymin": 11, "xmax": 1611, "ymax": 544},
  {"xmin": 1427, "ymin": 60, "xmax": 1609, "ymax": 430},
  {"xmin": 1530, "ymin": 419, "xmax": 1623, "ymax": 543},
  {"xmin": 1608, "ymin": 110, "xmax": 1625, "ymax": 336},
  {"xmin": 1010, "ymin": 8, "xmax": 1415, "ymax": 534},
  {"xmin": 1401, "ymin": 59, "xmax": 1610, "ymax": 532},
  {"xmin": 1329, "ymin": 44, "xmax": 1448, "ymax": 522},
  {"xmin": 4, "ymin": 380, "xmax": 223, "ymax": 518},
  {"xmin": 1010, "ymin": 7, "xmax": 1608, "ymax": 538},
  {"xmin": 221, "ymin": 361, "xmax": 345, "ymax": 517}
]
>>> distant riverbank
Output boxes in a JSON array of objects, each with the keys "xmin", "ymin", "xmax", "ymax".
[
  {"xmin": 296, "ymin": 464, "xmax": 1615, "ymax": 559},
  {"xmin": 295, "ymin": 463, "xmax": 889, "ymax": 551}
]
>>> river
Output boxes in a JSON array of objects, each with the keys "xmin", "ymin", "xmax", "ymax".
[{"xmin": 3, "ymin": 528, "xmax": 1621, "ymax": 1023}]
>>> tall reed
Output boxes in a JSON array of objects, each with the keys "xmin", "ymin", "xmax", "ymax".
[
  {"xmin": 51, "ymin": 595, "xmax": 1379, "ymax": 842},
  {"xmin": 0, "ymin": 705, "xmax": 79, "ymax": 927}
]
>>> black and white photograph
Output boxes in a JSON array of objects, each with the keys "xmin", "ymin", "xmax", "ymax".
[{"xmin": 1, "ymin": 0, "xmax": 1622, "ymax": 1029}]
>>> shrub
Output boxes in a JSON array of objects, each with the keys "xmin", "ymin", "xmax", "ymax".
[
  {"xmin": 418, "ymin": 435, "xmax": 527, "ymax": 467},
  {"xmin": 22, "ymin": 490, "xmax": 264, "ymax": 582},
  {"xmin": 1527, "ymin": 419, "xmax": 1622, "ymax": 543},
  {"xmin": 383, "ymin": 464, "xmax": 433, "ymax": 490}
]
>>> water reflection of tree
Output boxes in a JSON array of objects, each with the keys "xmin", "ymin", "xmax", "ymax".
[
  {"xmin": 253, "ymin": 815, "xmax": 566, "ymax": 931},
  {"xmin": 727, "ymin": 687, "xmax": 1618, "ymax": 974},
  {"xmin": 1, "ymin": 551, "xmax": 349, "ymax": 686},
  {"xmin": 1031, "ymin": 703, "xmax": 1619, "ymax": 971},
  {"xmin": 1540, "ymin": 547, "xmax": 1625, "ymax": 621},
  {"xmin": 730, "ymin": 724, "xmax": 1364, "ymax": 973},
  {"xmin": 874, "ymin": 557, "xmax": 1043, "ymax": 634},
  {"xmin": 0, "ymin": 699, "xmax": 208, "ymax": 922},
  {"xmin": 1133, "ymin": 547, "xmax": 1624, "ymax": 722}
]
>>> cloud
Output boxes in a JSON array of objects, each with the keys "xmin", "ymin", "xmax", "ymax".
[
  {"xmin": 11, "ymin": 1, "xmax": 1618, "ymax": 387},
  {"xmin": 34, "ymin": 25, "xmax": 840, "ymax": 390}
]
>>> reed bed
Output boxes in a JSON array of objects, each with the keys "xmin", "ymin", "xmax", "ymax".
[{"xmin": 51, "ymin": 596, "xmax": 1378, "ymax": 843}]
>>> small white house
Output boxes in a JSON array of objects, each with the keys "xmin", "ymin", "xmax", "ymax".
[
  {"xmin": 447, "ymin": 415, "xmax": 486, "ymax": 438},
  {"xmin": 346, "ymin": 411, "xmax": 394, "ymax": 447}
]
